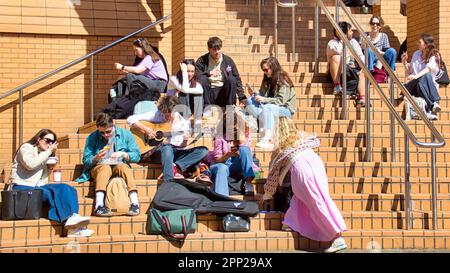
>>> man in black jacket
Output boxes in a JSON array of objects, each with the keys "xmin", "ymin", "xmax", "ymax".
[{"xmin": 195, "ymin": 37, "xmax": 247, "ymax": 110}]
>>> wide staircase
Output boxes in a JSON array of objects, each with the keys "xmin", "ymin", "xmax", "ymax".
[{"xmin": 1, "ymin": 0, "xmax": 450, "ymax": 253}]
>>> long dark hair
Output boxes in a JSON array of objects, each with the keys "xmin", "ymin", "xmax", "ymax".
[
  {"xmin": 26, "ymin": 129, "xmax": 57, "ymax": 146},
  {"xmin": 260, "ymin": 57, "xmax": 294, "ymax": 95},
  {"xmin": 175, "ymin": 59, "xmax": 198, "ymax": 88},
  {"xmin": 420, "ymin": 33, "xmax": 440, "ymax": 64},
  {"xmin": 133, "ymin": 38, "xmax": 160, "ymax": 62}
]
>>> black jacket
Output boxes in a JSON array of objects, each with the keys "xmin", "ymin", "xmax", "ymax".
[{"xmin": 195, "ymin": 53, "xmax": 246, "ymax": 101}]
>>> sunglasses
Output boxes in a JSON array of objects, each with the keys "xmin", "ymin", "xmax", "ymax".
[
  {"xmin": 43, "ymin": 138, "xmax": 55, "ymax": 144},
  {"xmin": 262, "ymin": 68, "xmax": 270, "ymax": 72},
  {"xmin": 370, "ymin": 22, "xmax": 381, "ymax": 26},
  {"xmin": 99, "ymin": 129, "xmax": 114, "ymax": 135}
]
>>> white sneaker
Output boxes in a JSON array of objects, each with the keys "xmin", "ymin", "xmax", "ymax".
[
  {"xmin": 67, "ymin": 227, "xmax": 94, "ymax": 238},
  {"xmin": 65, "ymin": 213, "xmax": 91, "ymax": 230},
  {"xmin": 432, "ymin": 102, "xmax": 441, "ymax": 114},
  {"xmin": 324, "ymin": 237, "xmax": 347, "ymax": 253},
  {"xmin": 426, "ymin": 112, "xmax": 438, "ymax": 120},
  {"xmin": 256, "ymin": 138, "xmax": 275, "ymax": 150}
]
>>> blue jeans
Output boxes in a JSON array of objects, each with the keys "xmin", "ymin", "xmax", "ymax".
[
  {"xmin": 367, "ymin": 47, "xmax": 397, "ymax": 71},
  {"xmin": 210, "ymin": 146, "xmax": 255, "ymax": 196},
  {"xmin": 150, "ymin": 144, "xmax": 209, "ymax": 182},
  {"xmin": 245, "ymin": 96, "xmax": 292, "ymax": 131},
  {"xmin": 13, "ymin": 184, "xmax": 79, "ymax": 223}
]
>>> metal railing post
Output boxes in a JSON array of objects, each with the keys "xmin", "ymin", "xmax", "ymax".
[
  {"xmin": 390, "ymin": 78, "xmax": 396, "ymax": 161},
  {"xmin": 314, "ymin": 0, "xmax": 319, "ymax": 74},
  {"xmin": 274, "ymin": 1, "xmax": 278, "ymax": 59},
  {"xmin": 90, "ymin": 56, "xmax": 95, "ymax": 122},
  {"xmin": 365, "ymin": 49, "xmax": 371, "ymax": 162},
  {"xmin": 404, "ymin": 133, "xmax": 411, "ymax": 229},
  {"xmin": 19, "ymin": 89, "xmax": 23, "ymax": 146},
  {"xmin": 335, "ymin": 0, "xmax": 339, "ymax": 22},
  {"xmin": 258, "ymin": 0, "xmax": 262, "ymax": 27},
  {"xmin": 291, "ymin": 5, "xmax": 296, "ymax": 60},
  {"xmin": 342, "ymin": 44, "xmax": 347, "ymax": 119},
  {"xmin": 432, "ymin": 135, "xmax": 438, "ymax": 230}
]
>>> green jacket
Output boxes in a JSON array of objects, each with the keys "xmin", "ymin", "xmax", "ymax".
[{"xmin": 260, "ymin": 83, "xmax": 297, "ymax": 114}]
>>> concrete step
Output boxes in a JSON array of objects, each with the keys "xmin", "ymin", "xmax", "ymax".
[
  {"xmin": 53, "ymin": 146, "xmax": 450, "ymax": 167},
  {"xmin": 1, "ymin": 211, "xmax": 448, "ymax": 246},
  {"xmin": 4, "ymin": 228, "xmax": 450, "ymax": 253}
]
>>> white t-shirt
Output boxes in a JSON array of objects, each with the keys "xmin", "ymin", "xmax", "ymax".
[
  {"xmin": 150, "ymin": 111, "xmax": 191, "ymax": 147},
  {"xmin": 327, "ymin": 38, "xmax": 365, "ymax": 67},
  {"xmin": 410, "ymin": 50, "xmax": 439, "ymax": 90},
  {"xmin": 167, "ymin": 71, "xmax": 203, "ymax": 95}
]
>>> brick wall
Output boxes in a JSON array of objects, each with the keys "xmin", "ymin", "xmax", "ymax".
[
  {"xmin": 0, "ymin": 0, "xmax": 171, "ymax": 170},
  {"xmin": 372, "ymin": 0, "xmax": 407, "ymax": 52},
  {"xmin": 172, "ymin": 0, "xmax": 226, "ymax": 74},
  {"xmin": 407, "ymin": 0, "xmax": 440, "ymax": 60}
]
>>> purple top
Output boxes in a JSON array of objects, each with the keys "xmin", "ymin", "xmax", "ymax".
[{"xmin": 139, "ymin": 55, "xmax": 168, "ymax": 81}]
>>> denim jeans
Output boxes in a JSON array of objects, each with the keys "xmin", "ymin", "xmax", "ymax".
[
  {"xmin": 13, "ymin": 183, "xmax": 79, "ymax": 223},
  {"xmin": 210, "ymin": 146, "xmax": 255, "ymax": 196},
  {"xmin": 367, "ymin": 47, "xmax": 397, "ymax": 71},
  {"xmin": 150, "ymin": 144, "xmax": 209, "ymax": 182},
  {"xmin": 406, "ymin": 73, "xmax": 440, "ymax": 112},
  {"xmin": 245, "ymin": 96, "xmax": 292, "ymax": 131}
]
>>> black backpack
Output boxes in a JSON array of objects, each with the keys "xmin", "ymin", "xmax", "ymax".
[{"xmin": 151, "ymin": 179, "xmax": 259, "ymax": 217}]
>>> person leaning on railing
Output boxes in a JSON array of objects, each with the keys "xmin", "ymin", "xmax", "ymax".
[
  {"xmin": 401, "ymin": 33, "xmax": 442, "ymax": 120},
  {"xmin": 326, "ymin": 21, "xmax": 367, "ymax": 106},
  {"xmin": 10, "ymin": 129, "xmax": 94, "ymax": 238}
]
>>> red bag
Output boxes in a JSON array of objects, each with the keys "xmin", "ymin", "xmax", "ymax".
[{"xmin": 372, "ymin": 67, "xmax": 388, "ymax": 83}]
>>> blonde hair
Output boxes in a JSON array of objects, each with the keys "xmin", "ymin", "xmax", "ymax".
[{"xmin": 275, "ymin": 117, "xmax": 316, "ymax": 151}]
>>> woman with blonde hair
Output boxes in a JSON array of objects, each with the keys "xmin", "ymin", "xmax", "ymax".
[{"xmin": 261, "ymin": 117, "xmax": 347, "ymax": 253}]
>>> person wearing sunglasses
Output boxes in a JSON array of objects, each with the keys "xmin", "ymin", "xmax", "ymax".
[
  {"xmin": 243, "ymin": 57, "xmax": 297, "ymax": 150},
  {"xmin": 10, "ymin": 129, "xmax": 94, "ymax": 238},
  {"xmin": 360, "ymin": 15, "xmax": 397, "ymax": 73},
  {"xmin": 76, "ymin": 113, "xmax": 141, "ymax": 217}
]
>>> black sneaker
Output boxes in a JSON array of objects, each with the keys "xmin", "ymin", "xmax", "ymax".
[
  {"xmin": 128, "ymin": 204, "xmax": 140, "ymax": 216},
  {"xmin": 94, "ymin": 205, "xmax": 113, "ymax": 217}
]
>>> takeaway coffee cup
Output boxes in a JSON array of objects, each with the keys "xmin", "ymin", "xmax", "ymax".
[{"xmin": 46, "ymin": 156, "xmax": 58, "ymax": 165}]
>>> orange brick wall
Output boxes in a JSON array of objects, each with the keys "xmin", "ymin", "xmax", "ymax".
[
  {"xmin": 172, "ymin": 0, "xmax": 226, "ymax": 74},
  {"xmin": 372, "ymin": 0, "xmax": 407, "ymax": 51},
  {"xmin": 407, "ymin": 0, "xmax": 440, "ymax": 60},
  {"xmin": 0, "ymin": 0, "xmax": 171, "ymax": 170},
  {"xmin": 0, "ymin": 0, "xmax": 165, "ymax": 36}
]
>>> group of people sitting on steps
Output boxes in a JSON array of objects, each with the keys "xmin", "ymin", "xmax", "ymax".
[
  {"xmin": 7, "ymin": 35, "xmax": 350, "ymax": 252},
  {"xmin": 327, "ymin": 16, "xmax": 444, "ymax": 120}
]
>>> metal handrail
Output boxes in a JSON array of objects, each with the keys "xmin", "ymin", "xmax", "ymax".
[
  {"xmin": 0, "ymin": 14, "xmax": 171, "ymax": 144},
  {"xmin": 315, "ymin": 0, "xmax": 445, "ymax": 230},
  {"xmin": 274, "ymin": 0, "xmax": 298, "ymax": 60}
]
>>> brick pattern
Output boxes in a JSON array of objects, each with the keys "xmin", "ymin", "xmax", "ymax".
[
  {"xmin": 407, "ymin": 0, "xmax": 441, "ymax": 60},
  {"xmin": 0, "ymin": 34, "xmax": 170, "ymax": 170},
  {"xmin": 0, "ymin": 0, "xmax": 164, "ymax": 36}
]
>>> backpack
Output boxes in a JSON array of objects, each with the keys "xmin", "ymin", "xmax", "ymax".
[
  {"xmin": 105, "ymin": 177, "xmax": 130, "ymax": 215},
  {"xmin": 372, "ymin": 67, "xmax": 388, "ymax": 84},
  {"xmin": 404, "ymin": 96, "xmax": 427, "ymax": 120}
]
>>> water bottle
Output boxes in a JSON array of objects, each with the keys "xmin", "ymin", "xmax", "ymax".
[{"xmin": 110, "ymin": 88, "xmax": 117, "ymax": 101}]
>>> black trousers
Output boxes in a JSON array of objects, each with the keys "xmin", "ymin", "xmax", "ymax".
[
  {"xmin": 198, "ymin": 75, "xmax": 238, "ymax": 107},
  {"xmin": 405, "ymin": 73, "xmax": 440, "ymax": 112}
]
